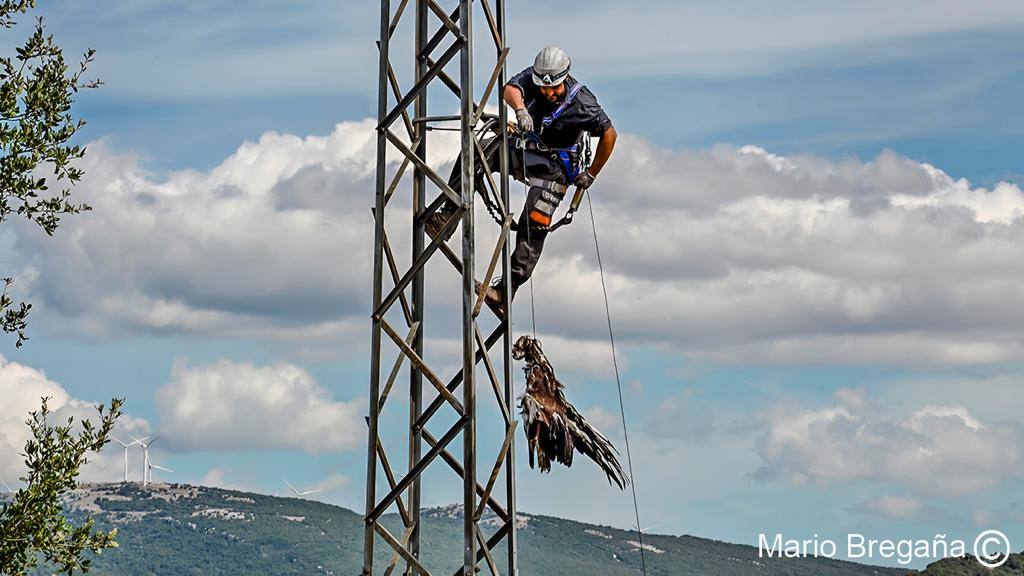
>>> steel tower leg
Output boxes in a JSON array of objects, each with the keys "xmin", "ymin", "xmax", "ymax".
[{"xmin": 364, "ymin": 0, "xmax": 515, "ymax": 574}]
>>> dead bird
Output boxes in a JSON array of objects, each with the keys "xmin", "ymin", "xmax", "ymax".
[{"xmin": 512, "ymin": 335, "xmax": 628, "ymax": 489}]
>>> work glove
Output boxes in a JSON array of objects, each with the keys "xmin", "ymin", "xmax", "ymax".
[
  {"xmin": 573, "ymin": 170, "xmax": 595, "ymax": 190},
  {"xmin": 515, "ymin": 108, "xmax": 534, "ymax": 133}
]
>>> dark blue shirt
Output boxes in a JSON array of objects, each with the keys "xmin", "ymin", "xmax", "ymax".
[{"xmin": 506, "ymin": 67, "xmax": 612, "ymax": 149}]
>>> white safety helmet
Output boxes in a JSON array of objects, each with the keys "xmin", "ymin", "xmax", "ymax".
[{"xmin": 532, "ymin": 46, "xmax": 571, "ymax": 87}]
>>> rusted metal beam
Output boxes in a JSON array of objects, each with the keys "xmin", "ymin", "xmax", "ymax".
[
  {"xmin": 447, "ymin": 521, "xmax": 512, "ymax": 576},
  {"xmin": 366, "ymin": 415, "xmax": 468, "ymax": 523},
  {"xmin": 379, "ymin": 39, "xmax": 462, "ymax": 132},
  {"xmin": 474, "ymin": 323, "xmax": 511, "ymax": 427},
  {"xmin": 373, "ymin": 203, "xmax": 464, "ymax": 319},
  {"xmin": 473, "ymin": 215, "xmax": 513, "ymax": 318},
  {"xmin": 375, "ymin": 522, "xmax": 434, "ymax": 576},
  {"xmin": 368, "ymin": 0, "xmax": 514, "ymax": 571},
  {"xmin": 378, "ymin": 322, "xmax": 420, "ymax": 412},
  {"xmin": 375, "ymin": 431, "xmax": 412, "ymax": 527},
  {"xmin": 412, "ymin": 322, "xmax": 505, "ymax": 432},
  {"xmin": 381, "ymin": 318, "xmax": 464, "ymax": 416},
  {"xmin": 384, "ymin": 129, "xmax": 462, "ymax": 206},
  {"xmin": 381, "ymin": 229, "xmax": 414, "ymax": 327},
  {"xmin": 476, "ymin": 422, "xmax": 517, "ymax": 522},
  {"xmin": 387, "ymin": 0, "xmax": 411, "ymax": 38},
  {"xmin": 421, "ymin": 428, "xmax": 509, "ymax": 522},
  {"xmin": 382, "ymin": 524, "xmax": 415, "ymax": 576},
  {"xmin": 476, "ymin": 524, "xmax": 501, "ymax": 576},
  {"xmin": 472, "ymin": 49, "xmax": 509, "ymax": 128}
]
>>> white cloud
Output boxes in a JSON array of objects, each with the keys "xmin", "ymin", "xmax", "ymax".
[
  {"xmin": 528, "ymin": 139, "xmax": 1024, "ymax": 366},
  {"xmin": 512, "ymin": 333, "xmax": 624, "ymax": 379},
  {"xmin": 199, "ymin": 467, "xmax": 258, "ymax": 493},
  {"xmin": 9, "ymin": 120, "xmax": 1024, "ymax": 367},
  {"xmin": 754, "ymin": 389, "xmax": 1024, "ymax": 494},
  {"xmin": 645, "ymin": 389, "xmax": 716, "ymax": 441},
  {"xmin": 851, "ymin": 495, "xmax": 924, "ymax": 520},
  {"xmin": 0, "ymin": 355, "xmax": 151, "ymax": 485},
  {"xmin": 972, "ymin": 509, "xmax": 995, "ymax": 527},
  {"xmin": 154, "ymin": 358, "xmax": 364, "ymax": 453},
  {"xmin": 8, "ymin": 118, "xmax": 462, "ymax": 354},
  {"xmin": 582, "ymin": 406, "xmax": 621, "ymax": 434},
  {"xmin": 11, "ymin": 121, "xmax": 380, "ymax": 341},
  {"xmin": 308, "ymin": 472, "xmax": 349, "ymax": 494}
]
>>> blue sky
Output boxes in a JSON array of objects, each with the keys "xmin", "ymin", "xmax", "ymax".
[{"xmin": 2, "ymin": 1, "xmax": 1024, "ymax": 569}]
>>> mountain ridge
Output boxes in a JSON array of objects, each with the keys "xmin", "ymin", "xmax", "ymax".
[{"xmin": 23, "ymin": 482, "xmax": 986, "ymax": 575}]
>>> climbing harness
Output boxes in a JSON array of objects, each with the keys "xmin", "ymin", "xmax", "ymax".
[
  {"xmin": 461, "ymin": 82, "xmax": 595, "ymax": 233},
  {"xmin": 547, "ymin": 137, "xmax": 591, "ymax": 232},
  {"xmin": 539, "ymin": 82, "xmax": 584, "ymax": 134},
  {"xmin": 519, "ymin": 86, "xmax": 595, "ymax": 232},
  {"xmin": 526, "ymin": 180, "xmax": 565, "ymax": 227}
]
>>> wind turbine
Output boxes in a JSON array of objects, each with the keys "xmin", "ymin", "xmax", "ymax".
[
  {"xmin": 632, "ymin": 523, "xmax": 662, "ymax": 535},
  {"xmin": 129, "ymin": 434, "xmax": 157, "ymax": 486},
  {"xmin": 0, "ymin": 478, "xmax": 12, "ymax": 493},
  {"xmin": 147, "ymin": 461, "xmax": 174, "ymax": 484},
  {"xmin": 283, "ymin": 479, "xmax": 321, "ymax": 498},
  {"xmin": 111, "ymin": 437, "xmax": 140, "ymax": 483}
]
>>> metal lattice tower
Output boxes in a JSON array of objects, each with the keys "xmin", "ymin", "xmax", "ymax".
[{"xmin": 365, "ymin": 0, "xmax": 516, "ymax": 574}]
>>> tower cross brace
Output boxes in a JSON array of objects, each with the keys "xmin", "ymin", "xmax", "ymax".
[{"xmin": 364, "ymin": 0, "xmax": 518, "ymax": 574}]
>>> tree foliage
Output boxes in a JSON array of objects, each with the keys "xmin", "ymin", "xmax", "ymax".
[
  {"xmin": 0, "ymin": 0, "xmax": 99, "ymax": 347},
  {"xmin": 0, "ymin": 397, "xmax": 123, "ymax": 575},
  {"xmin": 0, "ymin": 3, "xmax": 112, "ymax": 574}
]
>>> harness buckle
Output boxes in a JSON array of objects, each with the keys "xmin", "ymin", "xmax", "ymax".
[{"xmin": 528, "ymin": 177, "xmax": 568, "ymax": 194}]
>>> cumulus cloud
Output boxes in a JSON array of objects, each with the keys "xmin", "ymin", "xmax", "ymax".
[
  {"xmin": 850, "ymin": 495, "xmax": 925, "ymax": 520},
  {"xmin": 538, "ymin": 333, "xmax": 626, "ymax": 377},
  {"xmin": 645, "ymin": 389, "xmax": 716, "ymax": 441},
  {"xmin": 9, "ymin": 121, "xmax": 385, "ymax": 342},
  {"xmin": 582, "ymin": 406, "xmax": 621, "ymax": 433},
  {"xmin": 154, "ymin": 358, "xmax": 363, "ymax": 453},
  {"xmin": 199, "ymin": 467, "xmax": 262, "ymax": 493},
  {"xmin": 529, "ymin": 139, "xmax": 1024, "ymax": 366},
  {"xmin": 7, "ymin": 119, "xmax": 466, "ymax": 355},
  {"xmin": 8, "ymin": 119, "xmax": 1024, "ymax": 366},
  {"xmin": 754, "ymin": 388, "xmax": 1024, "ymax": 494},
  {"xmin": 307, "ymin": 472, "xmax": 349, "ymax": 494},
  {"xmin": 0, "ymin": 355, "xmax": 151, "ymax": 485}
]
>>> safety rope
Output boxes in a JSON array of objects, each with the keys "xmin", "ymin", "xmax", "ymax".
[
  {"xmin": 523, "ymin": 143, "xmax": 537, "ymax": 339},
  {"xmin": 585, "ymin": 190, "xmax": 648, "ymax": 576}
]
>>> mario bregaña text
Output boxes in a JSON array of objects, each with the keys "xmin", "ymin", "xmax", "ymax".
[{"xmin": 758, "ymin": 533, "xmax": 968, "ymax": 566}]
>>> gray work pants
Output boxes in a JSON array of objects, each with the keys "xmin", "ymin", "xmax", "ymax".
[
  {"xmin": 512, "ymin": 154, "xmax": 569, "ymax": 293},
  {"xmin": 442, "ymin": 138, "xmax": 570, "ymax": 298}
]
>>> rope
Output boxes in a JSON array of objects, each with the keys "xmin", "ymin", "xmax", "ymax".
[
  {"xmin": 527, "ymin": 231, "xmax": 537, "ymax": 339},
  {"xmin": 523, "ymin": 143, "xmax": 537, "ymax": 339},
  {"xmin": 585, "ymin": 190, "xmax": 647, "ymax": 576}
]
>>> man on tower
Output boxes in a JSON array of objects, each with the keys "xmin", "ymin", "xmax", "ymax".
[
  {"xmin": 427, "ymin": 46, "xmax": 617, "ymax": 319},
  {"xmin": 499, "ymin": 45, "xmax": 617, "ymax": 308}
]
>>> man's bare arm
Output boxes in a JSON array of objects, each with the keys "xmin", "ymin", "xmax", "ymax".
[
  {"xmin": 588, "ymin": 126, "xmax": 617, "ymax": 177},
  {"xmin": 504, "ymin": 84, "xmax": 526, "ymax": 110}
]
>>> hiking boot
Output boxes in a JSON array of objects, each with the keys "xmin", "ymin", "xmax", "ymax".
[{"xmin": 475, "ymin": 279, "xmax": 506, "ymax": 320}]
